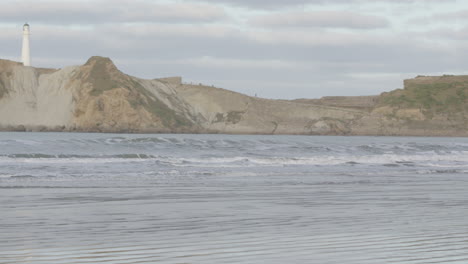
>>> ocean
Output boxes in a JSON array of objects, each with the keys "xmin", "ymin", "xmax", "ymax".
[{"xmin": 1, "ymin": 132, "xmax": 468, "ymax": 264}]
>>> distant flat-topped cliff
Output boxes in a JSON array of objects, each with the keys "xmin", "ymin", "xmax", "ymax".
[{"xmin": 0, "ymin": 57, "xmax": 466, "ymax": 136}]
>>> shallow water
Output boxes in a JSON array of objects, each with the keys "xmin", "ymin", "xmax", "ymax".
[{"xmin": 1, "ymin": 132, "xmax": 468, "ymax": 263}]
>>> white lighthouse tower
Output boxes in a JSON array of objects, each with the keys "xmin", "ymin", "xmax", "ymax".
[{"xmin": 21, "ymin": 23, "xmax": 31, "ymax": 66}]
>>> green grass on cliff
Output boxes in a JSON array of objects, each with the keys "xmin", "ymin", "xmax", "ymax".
[
  {"xmin": 0, "ymin": 79, "xmax": 6, "ymax": 98},
  {"xmin": 84, "ymin": 57, "xmax": 122, "ymax": 96},
  {"xmin": 82, "ymin": 56, "xmax": 193, "ymax": 129},
  {"xmin": 380, "ymin": 77, "xmax": 468, "ymax": 116}
]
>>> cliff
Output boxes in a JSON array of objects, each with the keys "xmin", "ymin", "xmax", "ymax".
[
  {"xmin": 358, "ymin": 75, "xmax": 468, "ymax": 136},
  {"xmin": 294, "ymin": 96, "xmax": 379, "ymax": 111},
  {"xmin": 0, "ymin": 57, "xmax": 198, "ymax": 133},
  {"xmin": 0, "ymin": 57, "xmax": 466, "ymax": 136}
]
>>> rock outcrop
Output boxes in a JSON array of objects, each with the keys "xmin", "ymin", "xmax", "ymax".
[{"xmin": 0, "ymin": 57, "xmax": 466, "ymax": 136}]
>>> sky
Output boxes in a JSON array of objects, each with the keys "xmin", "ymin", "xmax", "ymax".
[{"xmin": 1, "ymin": 0, "xmax": 468, "ymax": 99}]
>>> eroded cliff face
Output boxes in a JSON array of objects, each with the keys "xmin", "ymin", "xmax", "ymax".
[
  {"xmin": 0, "ymin": 60, "xmax": 22, "ymax": 100},
  {"xmin": 174, "ymin": 84, "xmax": 364, "ymax": 135},
  {"xmin": 0, "ymin": 57, "xmax": 466, "ymax": 136},
  {"xmin": 69, "ymin": 57, "xmax": 197, "ymax": 133},
  {"xmin": 0, "ymin": 57, "xmax": 199, "ymax": 133},
  {"xmin": 0, "ymin": 59, "xmax": 72, "ymax": 131}
]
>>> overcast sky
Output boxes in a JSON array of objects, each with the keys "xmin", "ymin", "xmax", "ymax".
[{"xmin": 1, "ymin": 0, "xmax": 467, "ymax": 99}]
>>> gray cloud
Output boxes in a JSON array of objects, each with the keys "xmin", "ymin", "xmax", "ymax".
[
  {"xmin": 409, "ymin": 9, "xmax": 468, "ymax": 27},
  {"xmin": 424, "ymin": 27, "xmax": 468, "ymax": 41},
  {"xmin": 195, "ymin": 0, "xmax": 313, "ymax": 9},
  {"xmin": 195, "ymin": 0, "xmax": 452, "ymax": 9},
  {"xmin": 0, "ymin": 0, "xmax": 227, "ymax": 24},
  {"xmin": 250, "ymin": 11, "xmax": 389, "ymax": 29}
]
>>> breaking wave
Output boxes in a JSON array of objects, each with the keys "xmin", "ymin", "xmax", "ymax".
[
  {"xmin": 0, "ymin": 133, "xmax": 467, "ymax": 182},
  {"xmin": 0, "ymin": 152, "xmax": 467, "ymax": 169}
]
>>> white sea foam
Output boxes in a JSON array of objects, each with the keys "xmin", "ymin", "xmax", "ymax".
[{"xmin": 1, "ymin": 152, "xmax": 467, "ymax": 169}]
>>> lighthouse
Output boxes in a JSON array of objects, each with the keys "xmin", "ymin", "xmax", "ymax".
[{"xmin": 21, "ymin": 23, "xmax": 31, "ymax": 66}]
